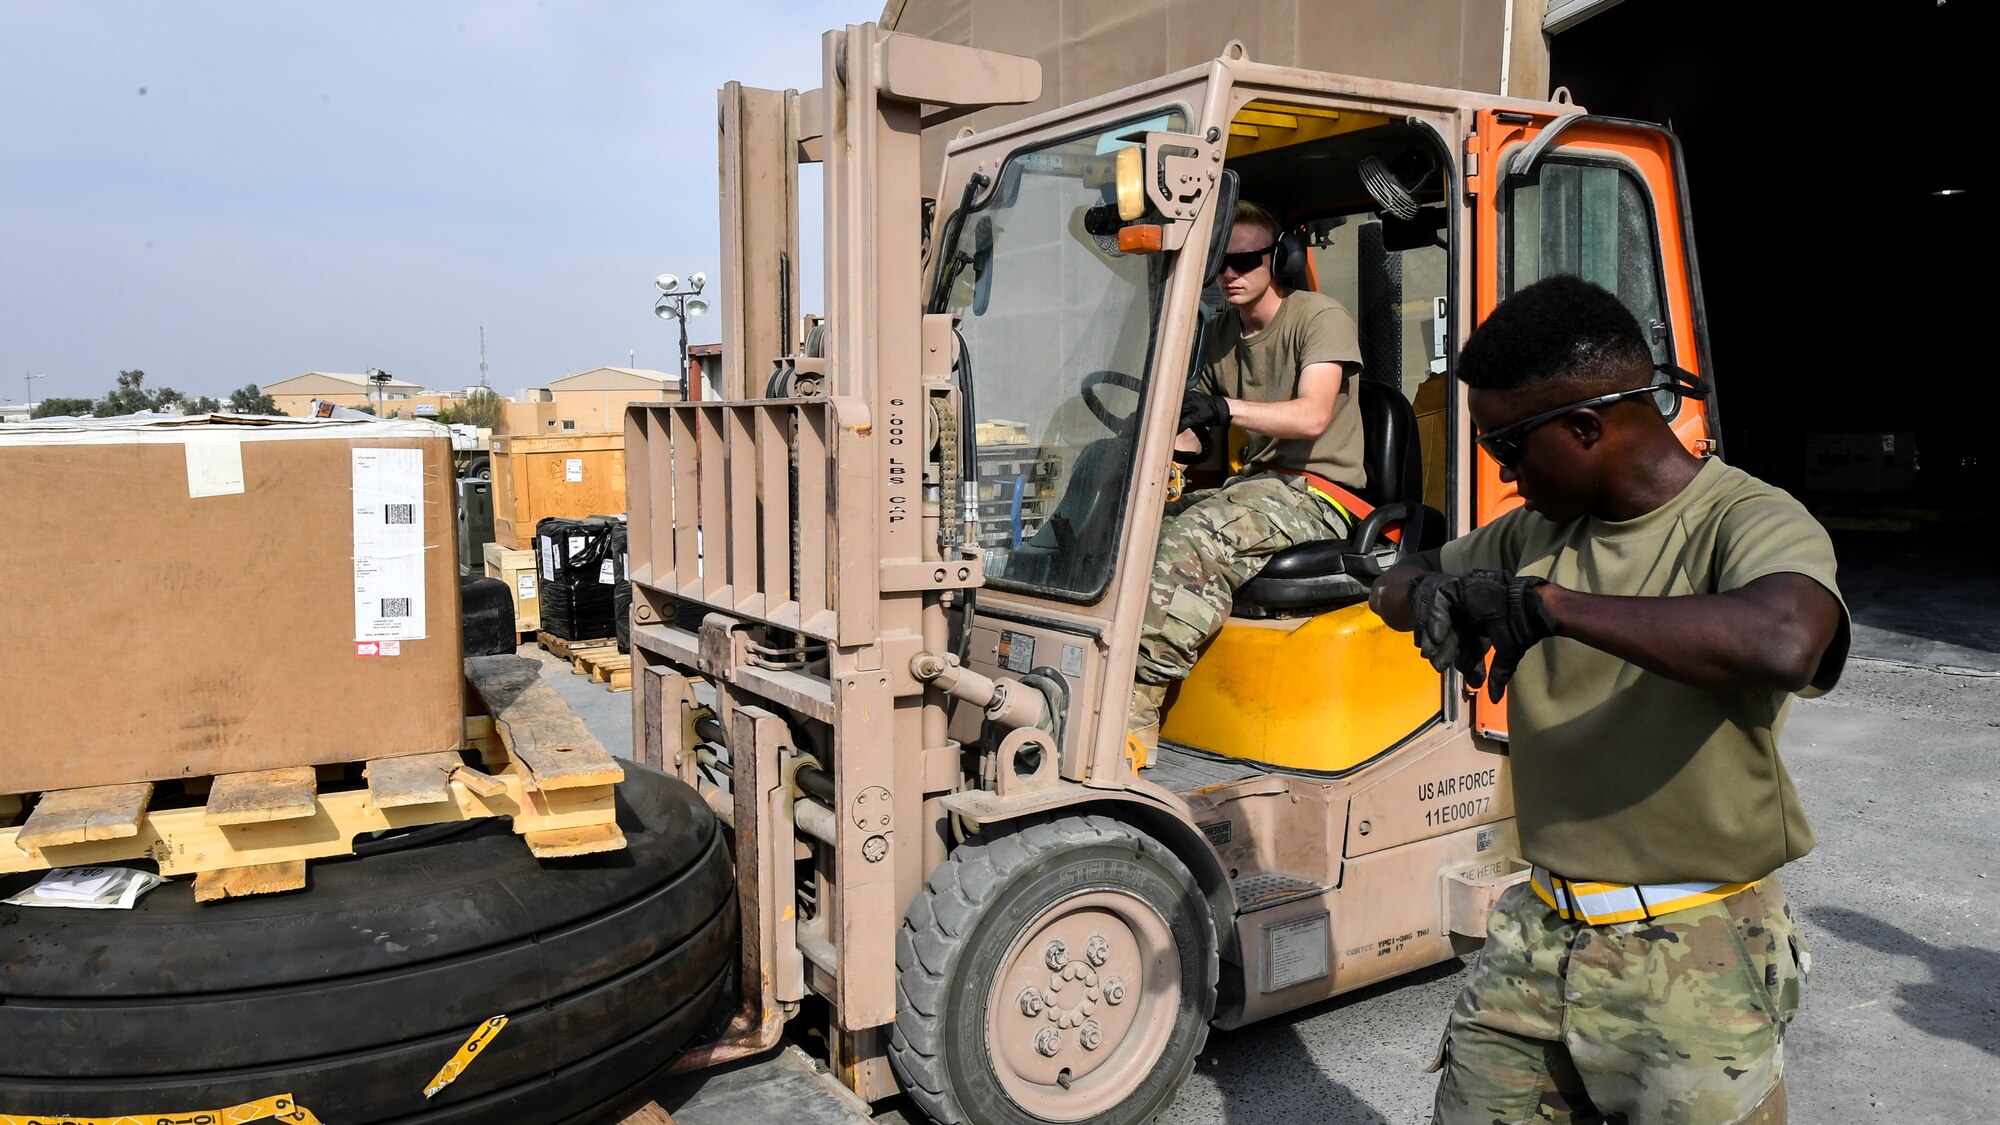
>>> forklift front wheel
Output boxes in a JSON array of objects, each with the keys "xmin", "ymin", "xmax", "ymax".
[{"xmin": 890, "ymin": 815, "xmax": 1217, "ymax": 1125}]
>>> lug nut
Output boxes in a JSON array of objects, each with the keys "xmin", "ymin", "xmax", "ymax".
[
  {"xmin": 1018, "ymin": 988, "xmax": 1044, "ymax": 1017},
  {"xmin": 1078, "ymin": 1020, "xmax": 1103, "ymax": 1050},
  {"xmin": 1044, "ymin": 940, "xmax": 1067, "ymax": 970},
  {"xmin": 1035, "ymin": 1028, "xmax": 1062, "ymax": 1057},
  {"xmin": 1085, "ymin": 934, "xmax": 1110, "ymax": 967},
  {"xmin": 1104, "ymin": 977, "xmax": 1126, "ymax": 1005}
]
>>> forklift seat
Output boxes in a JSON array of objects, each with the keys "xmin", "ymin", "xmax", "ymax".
[{"xmin": 1235, "ymin": 380, "xmax": 1442, "ymax": 613}]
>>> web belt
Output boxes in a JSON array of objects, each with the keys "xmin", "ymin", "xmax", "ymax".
[{"xmin": 1531, "ymin": 865, "xmax": 1759, "ymax": 926}]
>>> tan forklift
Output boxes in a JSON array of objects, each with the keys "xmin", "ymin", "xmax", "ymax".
[{"xmin": 626, "ymin": 21, "xmax": 1719, "ymax": 1125}]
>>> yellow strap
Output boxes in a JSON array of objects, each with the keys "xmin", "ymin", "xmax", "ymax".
[
  {"xmin": 1300, "ymin": 484, "xmax": 1354, "ymax": 525},
  {"xmin": 1531, "ymin": 875, "xmax": 1757, "ymax": 926},
  {"xmin": 1, "ymin": 1093, "xmax": 322, "ymax": 1125},
  {"xmin": 424, "ymin": 1014, "xmax": 510, "ymax": 1098}
]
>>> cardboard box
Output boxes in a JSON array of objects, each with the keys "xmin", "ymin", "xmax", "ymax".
[
  {"xmin": 0, "ymin": 415, "xmax": 463, "ymax": 794},
  {"xmin": 1805, "ymin": 432, "xmax": 1916, "ymax": 494},
  {"xmin": 483, "ymin": 540, "xmax": 540, "ymax": 634},
  {"xmin": 490, "ymin": 432, "xmax": 625, "ymax": 549}
]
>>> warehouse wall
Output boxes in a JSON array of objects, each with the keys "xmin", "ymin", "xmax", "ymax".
[{"xmin": 882, "ymin": 0, "xmax": 1548, "ymax": 184}]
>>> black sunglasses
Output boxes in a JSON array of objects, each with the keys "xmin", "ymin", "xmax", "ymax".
[
  {"xmin": 1219, "ymin": 244, "xmax": 1275, "ymax": 274},
  {"xmin": 1476, "ymin": 363, "xmax": 1711, "ymax": 468}
]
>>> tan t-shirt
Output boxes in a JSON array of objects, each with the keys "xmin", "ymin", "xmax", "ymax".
[
  {"xmin": 1196, "ymin": 290, "xmax": 1366, "ymax": 489},
  {"xmin": 1441, "ymin": 458, "xmax": 1850, "ymax": 885}
]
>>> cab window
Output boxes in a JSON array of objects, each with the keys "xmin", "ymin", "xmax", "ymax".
[
  {"xmin": 941, "ymin": 109, "xmax": 1186, "ymax": 603},
  {"xmin": 1506, "ymin": 161, "xmax": 1673, "ymax": 373}
]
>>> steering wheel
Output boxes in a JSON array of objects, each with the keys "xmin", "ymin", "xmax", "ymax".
[{"xmin": 1080, "ymin": 370, "xmax": 1143, "ymax": 432}]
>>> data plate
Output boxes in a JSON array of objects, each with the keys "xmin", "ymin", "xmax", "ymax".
[
  {"xmin": 1262, "ymin": 912, "xmax": 1331, "ymax": 993},
  {"xmin": 997, "ymin": 630, "xmax": 1036, "ymax": 673}
]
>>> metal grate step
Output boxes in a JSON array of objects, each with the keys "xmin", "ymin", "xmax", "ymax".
[{"xmin": 1232, "ymin": 871, "xmax": 1325, "ymax": 913}]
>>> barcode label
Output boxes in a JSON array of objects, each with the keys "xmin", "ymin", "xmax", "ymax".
[{"xmin": 352, "ymin": 448, "xmax": 426, "ymax": 643}]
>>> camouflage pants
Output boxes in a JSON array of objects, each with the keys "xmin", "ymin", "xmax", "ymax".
[
  {"xmin": 1432, "ymin": 877, "xmax": 1809, "ymax": 1125},
  {"xmin": 1134, "ymin": 473, "xmax": 1350, "ymax": 686}
]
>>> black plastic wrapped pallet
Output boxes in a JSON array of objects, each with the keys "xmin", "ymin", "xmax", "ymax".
[
  {"xmin": 533, "ymin": 517, "xmax": 618, "ymax": 641},
  {"xmin": 611, "ymin": 523, "xmax": 631, "ymax": 653},
  {"xmin": 459, "ymin": 575, "xmax": 517, "ymax": 656}
]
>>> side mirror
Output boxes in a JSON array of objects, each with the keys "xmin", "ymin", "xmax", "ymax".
[
  {"xmin": 971, "ymin": 215, "xmax": 996, "ymax": 316},
  {"xmin": 1201, "ymin": 169, "xmax": 1242, "ymax": 283}
]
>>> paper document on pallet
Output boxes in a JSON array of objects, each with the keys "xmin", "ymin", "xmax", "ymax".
[{"xmin": 5, "ymin": 866, "xmax": 165, "ymax": 909}]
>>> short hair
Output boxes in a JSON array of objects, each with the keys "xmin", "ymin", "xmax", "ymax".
[
  {"xmin": 1234, "ymin": 200, "xmax": 1281, "ymax": 242},
  {"xmin": 1456, "ymin": 275, "xmax": 1651, "ymax": 393}
]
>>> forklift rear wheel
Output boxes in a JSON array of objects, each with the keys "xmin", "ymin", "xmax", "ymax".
[{"xmin": 890, "ymin": 815, "xmax": 1217, "ymax": 1125}]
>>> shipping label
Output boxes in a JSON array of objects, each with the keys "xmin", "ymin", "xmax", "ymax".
[
  {"xmin": 352, "ymin": 448, "xmax": 427, "ymax": 642},
  {"xmin": 184, "ymin": 436, "xmax": 246, "ymax": 498}
]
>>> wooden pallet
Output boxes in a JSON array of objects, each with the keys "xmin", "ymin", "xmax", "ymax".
[
  {"xmin": 0, "ymin": 656, "xmax": 626, "ymax": 902},
  {"xmin": 538, "ymin": 630, "xmax": 618, "ymax": 661},
  {"xmin": 569, "ymin": 644, "xmax": 633, "ymax": 693}
]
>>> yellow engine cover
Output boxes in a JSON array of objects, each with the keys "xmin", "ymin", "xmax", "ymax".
[{"xmin": 1161, "ymin": 603, "xmax": 1441, "ymax": 773}]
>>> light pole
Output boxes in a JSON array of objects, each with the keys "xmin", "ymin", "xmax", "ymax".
[
  {"xmin": 24, "ymin": 372, "xmax": 43, "ymax": 415},
  {"xmin": 367, "ymin": 367, "xmax": 394, "ymax": 416},
  {"xmin": 653, "ymin": 272, "xmax": 709, "ymax": 399}
]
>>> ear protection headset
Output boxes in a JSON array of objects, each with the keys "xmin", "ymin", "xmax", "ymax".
[
  {"xmin": 1274, "ymin": 229, "xmax": 1308, "ymax": 279},
  {"xmin": 1237, "ymin": 201, "xmax": 1305, "ymax": 280}
]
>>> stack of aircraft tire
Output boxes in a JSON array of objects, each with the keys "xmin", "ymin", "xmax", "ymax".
[{"xmin": 0, "ymin": 765, "xmax": 734, "ymax": 1123}]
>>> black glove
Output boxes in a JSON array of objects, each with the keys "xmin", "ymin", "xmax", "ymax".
[
  {"xmin": 1177, "ymin": 391, "xmax": 1231, "ymax": 435},
  {"xmin": 1409, "ymin": 572, "xmax": 1493, "ymax": 687},
  {"xmin": 1455, "ymin": 570, "xmax": 1558, "ymax": 701}
]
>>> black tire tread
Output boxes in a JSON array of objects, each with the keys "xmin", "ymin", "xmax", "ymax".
[{"xmin": 0, "ymin": 766, "xmax": 737, "ymax": 1124}]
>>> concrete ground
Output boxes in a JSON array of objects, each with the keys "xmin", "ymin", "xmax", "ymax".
[{"xmin": 549, "ymin": 528, "xmax": 1998, "ymax": 1125}]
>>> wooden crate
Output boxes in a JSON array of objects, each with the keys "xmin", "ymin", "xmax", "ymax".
[
  {"xmin": 483, "ymin": 541, "xmax": 540, "ymax": 636},
  {"xmin": 491, "ymin": 432, "xmax": 626, "ymax": 549}
]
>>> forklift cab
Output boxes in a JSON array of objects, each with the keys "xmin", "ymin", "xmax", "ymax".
[{"xmin": 932, "ymin": 93, "xmax": 1461, "ymax": 773}]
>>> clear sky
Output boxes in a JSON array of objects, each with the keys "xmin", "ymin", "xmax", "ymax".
[{"xmin": 0, "ymin": 1, "xmax": 880, "ymax": 403}]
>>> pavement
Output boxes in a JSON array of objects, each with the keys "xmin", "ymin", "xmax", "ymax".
[
  {"xmin": 518, "ymin": 639, "xmax": 637, "ymax": 759},
  {"xmin": 542, "ymin": 528, "xmax": 1999, "ymax": 1125}
]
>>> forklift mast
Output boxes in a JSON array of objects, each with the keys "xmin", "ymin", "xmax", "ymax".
[{"xmin": 625, "ymin": 23, "xmax": 1041, "ymax": 1097}]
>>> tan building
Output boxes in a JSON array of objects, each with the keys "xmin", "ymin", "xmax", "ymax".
[
  {"xmin": 545, "ymin": 367, "xmax": 679, "ymax": 434},
  {"xmin": 263, "ymin": 371, "xmax": 426, "ymax": 418},
  {"xmin": 503, "ymin": 390, "xmax": 561, "ymax": 436}
]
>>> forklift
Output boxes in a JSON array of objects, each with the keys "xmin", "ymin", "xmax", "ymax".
[{"xmin": 627, "ymin": 22, "xmax": 1718, "ymax": 1125}]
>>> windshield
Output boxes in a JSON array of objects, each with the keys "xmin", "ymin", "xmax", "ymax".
[{"xmin": 943, "ymin": 109, "xmax": 1186, "ymax": 602}]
